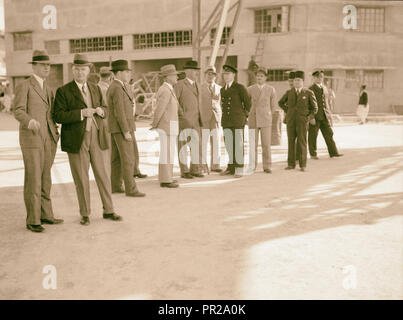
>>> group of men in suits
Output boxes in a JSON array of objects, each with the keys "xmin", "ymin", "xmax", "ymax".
[
  {"xmin": 13, "ymin": 51, "xmax": 149, "ymax": 232},
  {"xmin": 279, "ymin": 70, "xmax": 343, "ymax": 172},
  {"xmin": 13, "ymin": 49, "xmax": 344, "ymax": 232}
]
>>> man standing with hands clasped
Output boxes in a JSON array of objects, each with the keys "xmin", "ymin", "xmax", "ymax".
[
  {"xmin": 107, "ymin": 60, "xmax": 146, "ymax": 198},
  {"xmin": 12, "ymin": 50, "xmax": 63, "ymax": 233},
  {"xmin": 53, "ymin": 53, "xmax": 122, "ymax": 225},
  {"xmin": 279, "ymin": 70, "xmax": 318, "ymax": 172}
]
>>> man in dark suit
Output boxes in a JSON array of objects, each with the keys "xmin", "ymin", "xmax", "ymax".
[
  {"xmin": 175, "ymin": 60, "xmax": 204, "ymax": 179},
  {"xmin": 53, "ymin": 54, "xmax": 121, "ymax": 225},
  {"xmin": 12, "ymin": 50, "xmax": 63, "ymax": 233},
  {"xmin": 220, "ymin": 64, "xmax": 251, "ymax": 178},
  {"xmin": 279, "ymin": 70, "xmax": 318, "ymax": 171},
  {"xmin": 308, "ymin": 70, "xmax": 343, "ymax": 159},
  {"xmin": 107, "ymin": 60, "xmax": 146, "ymax": 197}
]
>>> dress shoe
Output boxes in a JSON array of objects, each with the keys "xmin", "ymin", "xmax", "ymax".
[
  {"xmin": 181, "ymin": 173, "xmax": 194, "ymax": 179},
  {"xmin": 220, "ymin": 169, "xmax": 234, "ymax": 176},
  {"xmin": 311, "ymin": 155, "xmax": 319, "ymax": 160},
  {"xmin": 212, "ymin": 168, "xmax": 223, "ymax": 173},
  {"xmin": 41, "ymin": 218, "xmax": 64, "ymax": 225},
  {"xmin": 126, "ymin": 191, "xmax": 146, "ymax": 197},
  {"xmin": 300, "ymin": 167, "xmax": 306, "ymax": 172},
  {"xmin": 112, "ymin": 187, "xmax": 125, "ymax": 194},
  {"xmin": 285, "ymin": 166, "xmax": 295, "ymax": 170},
  {"xmin": 331, "ymin": 153, "xmax": 344, "ymax": 158},
  {"xmin": 160, "ymin": 182, "xmax": 179, "ymax": 188},
  {"xmin": 134, "ymin": 173, "xmax": 148, "ymax": 178},
  {"xmin": 80, "ymin": 217, "xmax": 90, "ymax": 226},
  {"xmin": 264, "ymin": 169, "xmax": 272, "ymax": 173},
  {"xmin": 191, "ymin": 172, "xmax": 204, "ymax": 178},
  {"xmin": 103, "ymin": 213, "xmax": 123, "ymax": 221},
  {"xmin": 26, "ymin": 224, "xmax": 44, "ymax": 233}
]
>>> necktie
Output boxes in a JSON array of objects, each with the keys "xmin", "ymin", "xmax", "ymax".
[
  {"xmin": 43, "ymin": 80, "xmax": 49, "ymax": 105},
  {"xmin": 81, "ymin": 84, "xmax": 95, "ymax": 131}
]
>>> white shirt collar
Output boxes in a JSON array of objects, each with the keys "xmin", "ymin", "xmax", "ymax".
[
  {"xmin": 32, "ymin": 73, "xmax": 44, "ymax": 89},
  {"xmin": 225, "ymin": 81, "xmax": 233, "ymax": 89},
  {"xmin": 164, "ymin": 81, "xmax": 173, "ymax": 91},
  {"xmin": 257, "ymin": 83, "xmax": 265, "ymax": 90},
  {"xmin": 75, "ymin": 80, "xmax": 87, "ymax": 91},
  {"xmin": 186, "ymin": 78, "xmax": 194, "ymax": 85}
]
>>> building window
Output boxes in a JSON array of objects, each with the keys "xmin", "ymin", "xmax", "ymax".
[
  {"xmin": 356, "ymin": 7, "xmax": 385, "ymax": 33},
  {"xmin": 133, "ymin": 30, "xmax": 192, "ymax": 49},
  {"xmin": 345, "ymin": 70, "xmax": 384, "ymax": 89},
  {"xmin": 254, "ymin": 8, "xmax": 283, "ymax": 33},
  {"xmin": 266, "ymin": 69, "xmax": 290, "ymax": 82},
  {"xmin": 210, "ymin": 27, "xmax": 233, "ymax": 45},
  {"xmin": 44, "ymin": 40, "xmax": 60, "ymax": 55},
  {"xmin": 70, "ymin": 35, "xmax": 123, "ymax": 53},
  {"xmin": 13, "ymin": 32, "xmax": 32, "ymax": 51}
]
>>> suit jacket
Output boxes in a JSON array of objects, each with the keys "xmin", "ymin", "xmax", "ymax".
[
  {"xmin": 247, "ymin": 83, "xmax": 277, "ymax": 128},
  {"xmin": 53, "ymin": 81, "xmax": 108, "ymax": 153},
  {"xmin": 200, "ymin": 82, "xmax": 221, "ymax": 129},
  {"xmin": 309, "ymin": 83, "xmax": 333, "ymax": 126},
  {"xmin": 107, "ymin": 80, "xmax": 136, "ymax": 134},
  {"xmin": 152, "ymin": 82, "xmax": 179, "ymax": 136},
  {"xmin": 12, "ymin": 76, "xmax": 59, "ymax": 148},
  {"xmin": 359, "ymin": 91, "xmax": 368, "ymax": 105},
  {"xmin": 220, "ymin": 82, "xmax": 251, "ymax": 128},
  {"xmin": 278, "ymin": 87, "xmax": 318, "ymax": 123},
  {"xmin": 174, "ymin": 78, "xmax": 201, "ymax": 129}
]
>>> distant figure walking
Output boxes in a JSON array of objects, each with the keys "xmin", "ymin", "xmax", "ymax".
[{"xmin": 356, "ymin": 85, "xmax": 369, "ymax": 125}]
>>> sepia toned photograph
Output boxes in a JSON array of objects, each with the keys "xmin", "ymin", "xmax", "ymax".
[{"xmin": 0, "ymin": 0, "xmax": 402, "ymax": 305}]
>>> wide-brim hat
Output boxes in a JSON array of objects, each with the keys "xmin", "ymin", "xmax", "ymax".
[
  {"xmin": 223, "ymin": 64, "xmax": 237, "ymax": 74},
  {"xmin": 294, "ymin": 70, "xmax": 305, "ymax": 80},
  {"xmin": 184, "ymin": 60, "xmax": 200, "ymax": 70},
  {"xmin": 288, "ymin": 71, "xmax": 296, "ymax": 80},
  {"xmin": 28, "ymin": 50, "xmax": 51, "ymax": 64},
  {"xmin": 73, "ymin": 53, "xmax": 92, "ymax": 67},
  {"xmin": 111, "ymin": 59, "xmax": 131, "ymax": 72},
  {"xmin": 160, "ymin": 64, "xmax": 179, "ymax": 77},
  {"xmin": 205, "ymin": 66, "xmax": 217, "ymax": 74}
]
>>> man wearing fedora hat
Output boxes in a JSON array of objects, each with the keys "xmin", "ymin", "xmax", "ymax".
[
  {"xmin": 12, "ymin": 50, "xmax": 63, "ymax": 232},
  {"xmin": 220, "ymin": 64, "xmax": 251, "ymax": 178},
  {"xmin": 279, "ymin": 70, "xmax": 318, "ymax": 171},
  {"xmin": 200, "ymin": 66, "xmax": 222, "ymax": 173},
  {"xmin": 247, "ymin": 67, "xmax": 276, "ymax": 174},
  {"xmin": 174, "ymin": 60, "xmax": 204, "ymax": 179},
  {"xmin": 308, "ymin": 70, "xmax": 343, "ymax": 159},
  {"xmin": 107, "ymin": 59, "xmax": 146, "ymax": 197},
  {"xmin": 98, "ymin": 66, "xmax": 113, "ymax": 106},
  {"xmin": 53, "ymin": 53, "xmax": 121, "ymax": 225},
  {"xmin": 151, "ymin": 64, "xmax": 181, "ymax": 188}
]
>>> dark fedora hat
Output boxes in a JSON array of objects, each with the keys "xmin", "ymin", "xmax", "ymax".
[
  {"xmin": 294, "ymin": 70, "xmax": 305, "ymax": 80},
  {"xmin": 111, "ymin": 59, "xmax": 131, "ymax": 72},
  {"xmin": 28, "ymin": 50, "xmax": 51, "ymax": 64},
  {"xmin": 288, "ymin": 71, "xmax": 296, "ymax": 80},
  {"xmin": 223, "ymin": 64, "xmax": 237, "ymax": 74},
  {"xmin": 184, "ymin": 60, "xmax": 200, "ymax": 70},
  {"xmin": 73, "ymin": 53, "xmax": 92, "ymax": 66}
]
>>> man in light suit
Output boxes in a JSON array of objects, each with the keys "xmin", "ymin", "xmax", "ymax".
[
  {"xmin": 98, "ymin": 66, "xmax": 113, "ymax": 106},
  {"xmin": 53, "ymin": 53, "xmax": 121, "ymax": 225},
  {"xmin": 200, "ymin": 66, "xmax": 222, "ymax": 173},
  {"xmin": 12, "ymin": 50, "xmax": 63, "ymax": 233},
  {"xmin": 247, "ymin": 68, "xmax": 277, "ymax": 173},
  {"xmin": 174, "ymin": 60, "xmax": 204, "ymax": 179},
  {"xmin": 107, "ymin": 59, "xmax": 145, "ymax": 197},
  {"xmin": 279, "ymin": 70, "xmax": 318, "ymax": 171},
  {"xmin": 151, "ymin": 64, "xmax": 180, "ymax": 188},
  {"xmin": 308, "ymin": 70, "xmax": 343, "ymax": 159}
]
